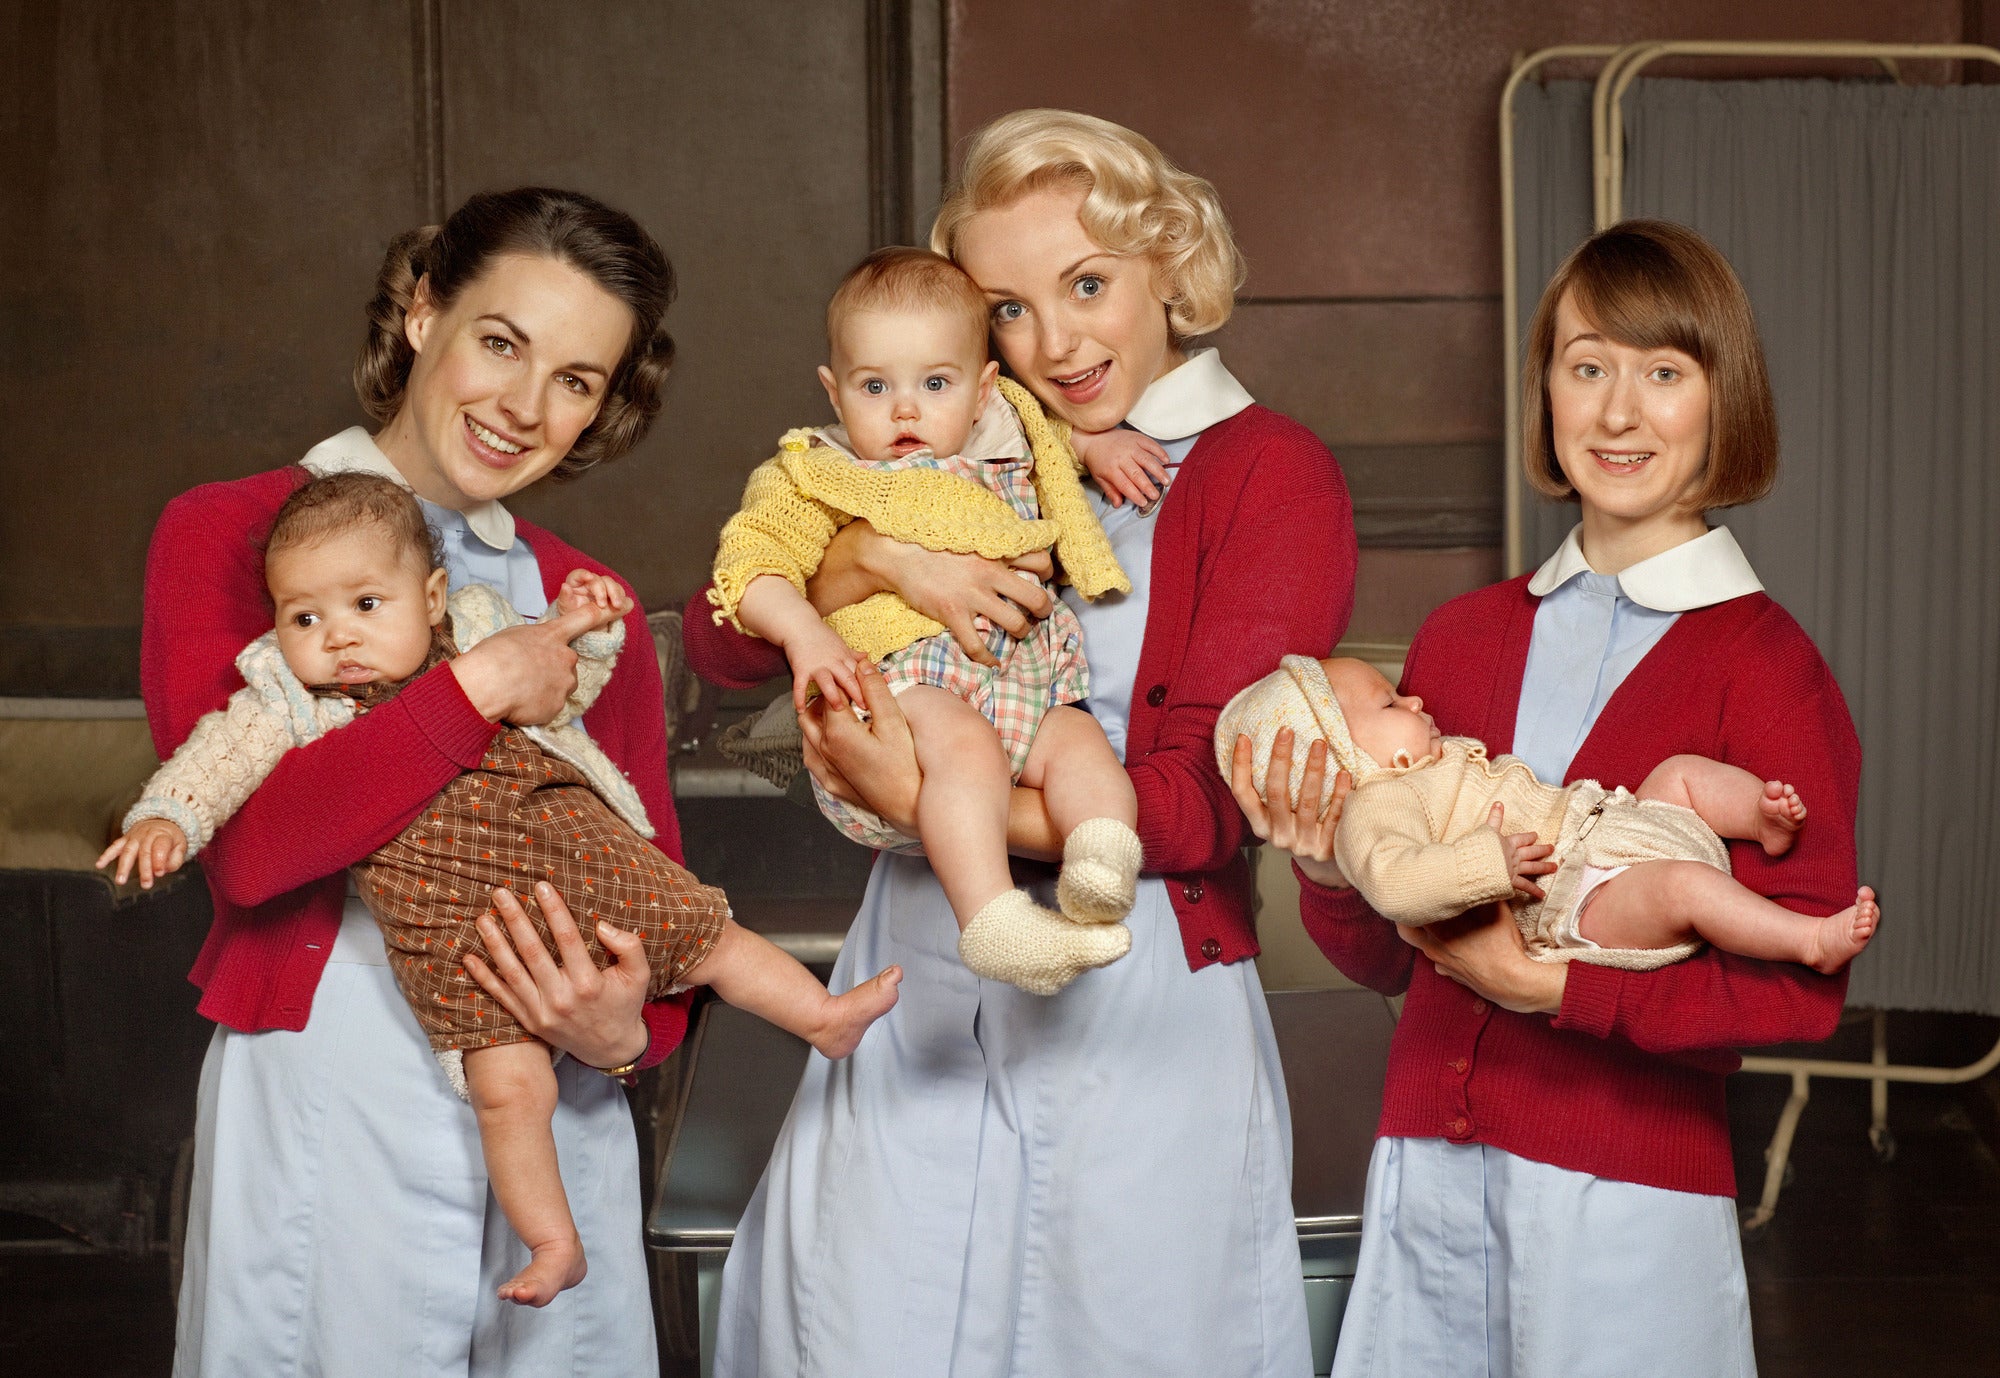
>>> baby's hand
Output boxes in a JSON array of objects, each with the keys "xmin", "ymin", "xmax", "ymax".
[
  {"xmin": 555, "ymin": 568, "xmax": 633, "ymax": 634},
  {"xmin": 1073, "ymin": 427, "xmax": 1170, "ymax": 509},
  {"xmin": 1486, "ymin": 803, "xmax": 1556, "ymax": 901},
  {"xmin": 785, "ymin": 620, "xmax": 868, "ymax": 714},
  {"xmin": 96, "ymin": 818, "xmax": 189, "ymax": 889}
]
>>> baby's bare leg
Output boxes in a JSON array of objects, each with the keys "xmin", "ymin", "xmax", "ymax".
[
  {"xmin": 1019, "ymin": 705, "xmax": 1137, "ymax": 834},
  {"xmin": 679, "ymin": 916, "xmax": 901, "ymax": 1059},
  {"xmin": 1637, "ymin": 754, "xmax": 1805, "ymax": 857},
  {"xmin": 463, "ymin": 1042, "xmax": 586, "ymax": 1308},
  {"xmin": 1023, "ymin": 706, "xmax": 1145, "ymax": 924},
  {"xmin": 1578, "ymin": 861, "xmax": 1878, "ymax": 975},
  {"xmin": 899, "ymin": 685, "xmax": 1017, "ymax": 928}
]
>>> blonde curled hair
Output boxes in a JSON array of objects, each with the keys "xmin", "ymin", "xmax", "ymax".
[
  {"xmin": 930, "ymin": 109, "xmax": 1244, "ymax": 340},
  {"xmin": 353, "ymin": 188, "xmax": 676, "ymax": 481}
]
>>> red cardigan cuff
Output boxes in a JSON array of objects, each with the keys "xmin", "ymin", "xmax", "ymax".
[
  {"xmin": 1552, "ymin": 959, "xmax": 1621, "ymax": 1040},
  {"xmin": 400, "ymin": 661, "xmax": 505, "ymax": 768},
  {"xmin": 635, "ymin": 992, "xmax": 695, "ymax": 1072}
]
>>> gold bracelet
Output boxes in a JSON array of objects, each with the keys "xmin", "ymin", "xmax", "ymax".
[{"xmin": 592, "ymin": 1055, "xmax": 645, "ymax": 1078}]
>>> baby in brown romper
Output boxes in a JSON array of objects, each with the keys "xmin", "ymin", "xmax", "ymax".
[{"xmin": 102, "ymin": 473, "xmax": 903, "ymax": 1307}]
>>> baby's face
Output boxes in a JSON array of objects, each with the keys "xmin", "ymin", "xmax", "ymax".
[
  {"xmin": 267, "ymin": 524, "xmax": 448, "ymax": 690},
  {"xmin": 818, "ymin": 306, "xmax": 998, "ymax": 464},
  {"xmin": 1324, "ymin": 657, "xmax": 1441, "ymax": 769}
]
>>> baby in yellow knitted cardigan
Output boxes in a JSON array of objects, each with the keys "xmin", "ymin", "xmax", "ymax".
[
  {"xmin": 710, "ymin": 247, "xmax": 1162, "ymax": 995},
  {"xmin": 1218, "ymin": 656, "xmax": 1879, "ymax": 974}
]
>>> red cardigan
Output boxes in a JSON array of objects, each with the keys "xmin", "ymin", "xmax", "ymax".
[
  {"xmin": 1300, "ymin": 576, "xmax": 1859, "ymax": 1196},
  {"xmin": 683, "ymin": 404, "xmax": 1357, "ymax": 970},
  {"xmin": 140, "ymin": 464, "xmax": 693, "ymax": 1067}
]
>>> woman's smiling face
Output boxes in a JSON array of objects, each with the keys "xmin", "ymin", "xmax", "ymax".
[
  {"xmin": 1546, "ymin": 290, "xmax": 1713, "ymax": 542},
  {"xmin": 381, "ymin": 252, "xmax": 634, "ymax": 510},
  {"xmin": 951, "ymin": 183, "xmax": 1182, "ymax": 432}
]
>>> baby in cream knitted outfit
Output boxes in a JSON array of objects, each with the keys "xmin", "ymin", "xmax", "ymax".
[{"xmin": 1217, "ymin": 656, "xmax": 1879, "ymax": 973}]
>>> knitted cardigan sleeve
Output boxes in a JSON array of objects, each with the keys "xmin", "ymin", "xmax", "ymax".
[
  {"xmin": 1335, "ymin": 773, "xmax": 1514, "ymax": 928},
  {"xmin": 1131, "ymin": 421, "xmax": 1355, "ymax": 875},
  {"xmin": 1553, "ymin": 615, "xmax": 1856, "ymax": 1055},
  {"xmin": 142, "ymin": 480, "xmax": 503, "ymax": 912},
  {"xmin": 124, "ymin": 677, "xmax": 316, "ymax": 855}
]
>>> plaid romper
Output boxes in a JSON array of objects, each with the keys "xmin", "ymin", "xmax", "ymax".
[
  {"xmin": 342, "ymin": 644, "xmax": 730, "ymax": 1054},
  {"xmin": 814, "ymin": 446, "xmax": 1090, "ymax": 850}
]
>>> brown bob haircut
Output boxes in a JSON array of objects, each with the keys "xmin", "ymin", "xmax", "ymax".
[
  {"xmin": 353, "ymin": 187, "xmax": 677, "ymax": 482},
  {"xmin": 1522, "ymin": 219, "xmax": 1778, "ymax": 510}
]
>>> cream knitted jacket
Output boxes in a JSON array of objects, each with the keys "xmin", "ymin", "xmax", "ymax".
[
  {"xmin": 1334, "ymin": 738, "xmax": 1573, "ymax": 927},
  {"xmin": 125, "ymin": 584, "xmax": 650, "ymax": 853},
  {"xmin": 707, "ymin": 377, "xmax": 1130, "ymax": 666}
]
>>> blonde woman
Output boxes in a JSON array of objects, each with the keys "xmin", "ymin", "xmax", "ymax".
[{"xmin": 685, "ymin": 110, "xmax": 1355, "ymax": 1376}]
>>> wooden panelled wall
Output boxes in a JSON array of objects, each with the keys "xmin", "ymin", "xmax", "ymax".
[
  {"xmin": 0, "ymin": 0, "xmax": 938, "ymax": 694},
  {"xmin": 6, "ymin": 1, "xmax": 1994, "ymax": 692},
  {"xmin": 949, "ymin": 0, "xmax": 1989, "ymax": 635}
]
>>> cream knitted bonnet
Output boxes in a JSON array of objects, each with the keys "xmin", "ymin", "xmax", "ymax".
[{"xmin": 1214, "ymin": 655, "xmax": 1384, "ymax": 811}]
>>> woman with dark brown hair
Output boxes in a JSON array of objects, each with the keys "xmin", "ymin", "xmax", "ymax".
[
  {"xmin": 1237, "ymin": 220, "xmax": 1860, "ymax": 1374},
  {"xmin": 148, "ymin": 187, "xmax": 682, "ymax": 1375}
]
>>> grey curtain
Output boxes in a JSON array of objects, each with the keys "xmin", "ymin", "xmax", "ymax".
[{"xmin": 1514, "ymin": 77, "xmax": 2000, "ymax": 1014}]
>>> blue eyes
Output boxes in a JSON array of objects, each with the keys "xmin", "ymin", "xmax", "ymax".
[
  {"xmin": 924, "ymin": 376, "xmax": 947, "ymax": 393},
  {"xmin": 864, "ymin": 379, "xmax": 886, "ymax": 395},
  {"xmin": 859, "ymin": 377, "xmax": 951, "ymax": 395},
  {"xmin": 1075, "ymin": 275, "xmax": 1104, "ymax": 299},
  {"xmin": 992, "ymin": 301, "xmax": 1025, "ymax": 324}
]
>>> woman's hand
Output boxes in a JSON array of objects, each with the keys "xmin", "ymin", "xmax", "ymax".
[
  {"xmin": 1228, "ymin": 727, "xmax": 1353, "ymax": 889},
  {"xmin": 1398, "ymin": 903, "xmax": 1567, "ymax": 1015},
  {"xmin": 461, "ymin": 881, "xmax": 653, "ymax": 1070},
  {"xmin": 799, "ymin": 661, "xmax": 922, "ymax": 835},
  {"xmin": 448, "ymin": 599, "xmax": 607, "ymax": 726},
  {"xmin": 811, "ymin": 520, "xmax": 1055, "ymax": 667}
]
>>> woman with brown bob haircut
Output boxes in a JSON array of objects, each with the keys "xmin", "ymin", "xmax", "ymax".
[
  {"xmin": 1240, "ymin": 220, "xmax": 1860, "ymax": 1373},
  {"xmin": 149, "ymin": 187, "xmax": 686, "ymax": 1375}
]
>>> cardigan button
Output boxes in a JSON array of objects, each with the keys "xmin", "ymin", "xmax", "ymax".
[
  {"xmin": 1450, "ymin": 1058, "xmax": 1469, "ymax": 1075},
  {"xmin": 1447, "ymin": 1117, "xmax": 1471, "ymax": 1138},
  {"xmin": 1200, "ymin": 937, "xmax": 1223, "ymax": 961},
  {"xmin": 1470, "ymin": 998, "xmax": 1490, "ymax": 1017},
  {"xmin": 1183, "ymin": 879, "xmax": 1205, "ymax": 903},
  {"xmin": 1145, "ymin": 683, "xmax": 1167, "ymax": 708}
]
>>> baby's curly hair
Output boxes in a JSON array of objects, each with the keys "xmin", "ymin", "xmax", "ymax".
[{"xmin": 265, "ymin": 473, "xmax": 443, "ymax": 578}]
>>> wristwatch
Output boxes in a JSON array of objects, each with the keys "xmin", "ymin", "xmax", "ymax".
[{"xmin": 590, "ymin": 1029, "xmax": 651, "ymax": 1079}]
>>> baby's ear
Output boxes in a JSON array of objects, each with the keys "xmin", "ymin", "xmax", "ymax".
[
  {"xmin": 976, "ymin": 358, "xmax": 1000, "ymax": 408},
  {"xmin": 817, "ymin": 365, "xmax": 842, "ymax": 419},
  {"xmin": 425, "ymin": 567, "xmax": 450, "ymax": 625}
]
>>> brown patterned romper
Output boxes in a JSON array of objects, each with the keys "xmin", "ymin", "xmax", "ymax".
[{"xmin": 336, "ymin": 643, "xmax": 731, "ymax": 1054}]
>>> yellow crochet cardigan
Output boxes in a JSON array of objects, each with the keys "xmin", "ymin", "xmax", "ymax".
[{"xmin": 708, "ymin": 377, "xmax": 1130, "ymax": 665}]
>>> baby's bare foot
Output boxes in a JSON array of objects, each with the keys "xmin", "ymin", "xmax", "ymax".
[
  {"xmin": 497, "ymin": 1235, "xmax": 587, "ymax": 1308},
  {"xmin": 1805, "ymin": 886, "xmax": 1879, "ymax": 975},
  {"xmin": 1757, "ymin": 780, "xmax": 1808, "ymax": 856},
  {"xmin": 811, "ymin": 966, "xmax": 902, "ymax": 1059}
]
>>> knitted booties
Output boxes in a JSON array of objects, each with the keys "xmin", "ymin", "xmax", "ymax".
[
  {"xmin": 958, "ymin": 888, "xmax": 1133, "ymax": 996},
  {"xmin": 1055, "ymin": 817, "xmax": 1145, "ymax": 925}
]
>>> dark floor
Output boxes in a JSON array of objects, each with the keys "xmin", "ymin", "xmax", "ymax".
[{"xmin": 8, "ymin": 1012, "xmax": 1999, "ymax": 1377}]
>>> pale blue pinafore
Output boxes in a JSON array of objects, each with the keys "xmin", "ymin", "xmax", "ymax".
[
  {"xmin": 715, "ymin": 428, "xmax": 1314, "ymax": 1377},
  {"xmin": 173, "ymin": 467, "xmax": 658, "ymax": 1378}
]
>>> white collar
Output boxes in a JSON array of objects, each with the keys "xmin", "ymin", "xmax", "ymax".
[
  {"xmin": 299, "ymin": 426, "xmax": 518, "ymax": 551},
  {"xmin": 1123, "ymin": 347, "xmax": 1255, "ymax": 442},
  {"xmin": 816, "ymin": 388, "xmax": 1029, "ymax": 464},
  {"xmin": 1527, "ymin": 523, "xmax": 1763, "ymax": 613}
]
